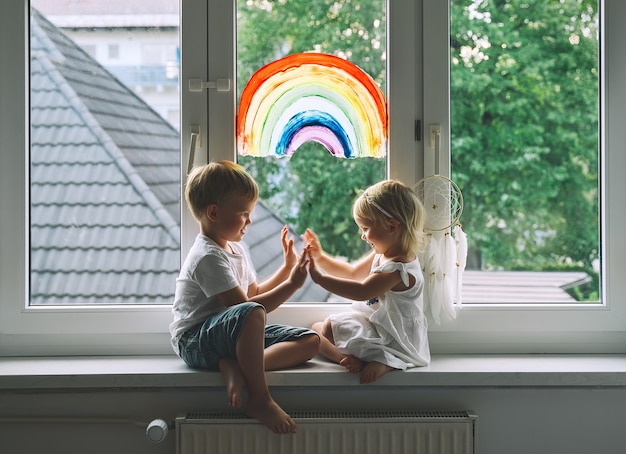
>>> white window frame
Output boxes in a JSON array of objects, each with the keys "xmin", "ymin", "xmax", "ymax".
[{"xmin": 1, "ymin": 0, "xmax": 625, "ymax": 356}]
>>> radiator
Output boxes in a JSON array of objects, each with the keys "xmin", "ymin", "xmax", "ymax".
[{"xmin": 175, "ymin": 410, "xmax": 477, "ymax": 454}]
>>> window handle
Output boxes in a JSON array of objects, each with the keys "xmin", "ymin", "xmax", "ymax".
[
  {"xmin": 429, "ymin": 124, "xmax": 441, "ymax": 175},
  {"xmin": 188, "ymin": 78, "xmax": 231, "ymax": 92},
  {"xmin": 187, "ymin": 126, "xmax": 200, "ymax": 174}
]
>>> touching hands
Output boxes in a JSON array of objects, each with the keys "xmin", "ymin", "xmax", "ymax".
[
  {"xmin": 303, "ymin": 228, "xmax": 323, "ymax": 261},
  {"xmin": 279, "ymin": 227, "xmax": 330, "ymax": 288},
  {"xmin": 288, "ymin": 249, "xmax": 309, "ymax": 288},
  {"xmin": 306, "ymin": 250, "xmax": 323, "ymax": 284},
  {"xmin": 303, "ymin": 229, "xmax": 327, "ymax": 284}
]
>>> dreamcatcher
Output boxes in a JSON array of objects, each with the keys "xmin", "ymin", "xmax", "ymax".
[{"xmin": 413, "ymin": 175, "xmax": 467, "ymax": 324}]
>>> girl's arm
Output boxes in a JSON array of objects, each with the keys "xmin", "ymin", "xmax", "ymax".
[
  {"xmin": 308, "ymin": 254, "xmax": 404, "ymax": 302},
  {"xmin": 303, "ymin": 228, "xmax": 372, "ymax": 281}
]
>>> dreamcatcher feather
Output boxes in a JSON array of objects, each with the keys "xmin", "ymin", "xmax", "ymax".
[{"xmin": 414, "ymin": 175, "xmax": 467, "ymax": 324}]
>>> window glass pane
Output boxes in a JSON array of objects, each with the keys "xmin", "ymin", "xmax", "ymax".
[
  {"xmin": 236, "ymin": 0, "xmax": 387, "ymax": 301},
  {"xmin": 450, "ymin": 0, "xmax": 600, "ymax": 304},
  {"xmin": 29, "ymin": 1, "xmax": 180, "ymax": 305}
]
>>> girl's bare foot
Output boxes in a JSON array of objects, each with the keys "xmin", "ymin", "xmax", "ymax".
[
  {"xmin": 339, "ymin": 354, "xmax": 363, "ymax": 373},
  {"xmin": 219, "ymin": 358, "xmax": 245, "ymax": 408},
  {"xmin": 246, "ymin": 396, "xmax": 296, "ymax": 434},
  {"xmin": 359, "ymin": 361, "xmax": 396, "ymax": 384}
]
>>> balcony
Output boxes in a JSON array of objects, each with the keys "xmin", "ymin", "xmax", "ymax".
[{"xmin": 108, "ymin": 64, "xmax": 179, "ymax": 88}]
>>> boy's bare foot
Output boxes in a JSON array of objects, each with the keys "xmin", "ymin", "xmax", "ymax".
[
  {"xmin": 339, "ymin": 354, "xmax": 364, "ymax": 373},
  {"xmin": 359, "ymin": 361, "xmax": 396, "ymax": 384},
  {"xmin": 246, "ymin": 396, "xmax": 297, "ymax": 434},
  {"xmin": 219, "ymin": 358, "xmax": 245, "ymax": 408}
]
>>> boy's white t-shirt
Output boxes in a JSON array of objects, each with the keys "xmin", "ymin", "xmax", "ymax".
[{"xmin": 169, "ymin": 234, "xmax": 256, "ymax": 355}]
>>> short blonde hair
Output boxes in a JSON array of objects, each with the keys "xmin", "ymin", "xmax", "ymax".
[
  {"xmin": 185, "ymin": 161, "xmax": 259, "ymax": 222},
  {"xmin": 353, "ymin": 180, "xmax": 427, "ymax": 254}
]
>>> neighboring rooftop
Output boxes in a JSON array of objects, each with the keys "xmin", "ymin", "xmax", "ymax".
[
  {"xmin": 29, "ymin": 7, "xmax": 329, "ymax": 305},
  {"xmin": 461, "ymin": 271, "xmax": 591, "ymax": 304}
]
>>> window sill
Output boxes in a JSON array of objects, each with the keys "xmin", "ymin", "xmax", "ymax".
[{"xmin": 1, "ymin": 354, "xmax": 625, "ymax": 390}]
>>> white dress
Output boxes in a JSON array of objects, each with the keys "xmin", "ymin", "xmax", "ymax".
[{"xmin": 329, "ymin": 255, "xmax": 430, "ymax": 369}]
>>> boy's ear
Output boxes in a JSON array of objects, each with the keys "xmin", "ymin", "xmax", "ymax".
[{"xmin": 206, "ymin": 204, "xmax": 219, "ymax": 222}]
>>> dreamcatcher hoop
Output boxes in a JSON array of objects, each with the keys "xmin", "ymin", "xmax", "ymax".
[
  {"xmin": 413, "ymin": 174, "xmax": 467, "ymax": 324},
  {"xmin": 413, "ymin": 175, "xmax": 464, "ymax": 232}
]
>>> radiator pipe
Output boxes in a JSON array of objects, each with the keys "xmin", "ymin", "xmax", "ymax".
[{"xmin": 0, "ymin": 417, "xmax": 175, "ymax": 443}]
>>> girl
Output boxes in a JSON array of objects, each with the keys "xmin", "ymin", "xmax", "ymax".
[{"xmin": 305, "ymin": 180, "xmax": 429, "ymax": 384}]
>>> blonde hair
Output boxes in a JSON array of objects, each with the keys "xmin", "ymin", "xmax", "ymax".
[
  {"xmin": 185, "ymin": 161, "xmax": 258, "ymax": 222},
  {"xmin": 353, "ymin": 180, "xmax": 427, "ymax": 254}
]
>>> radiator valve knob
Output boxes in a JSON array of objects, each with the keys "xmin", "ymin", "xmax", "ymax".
[{"xmin": 146, "ymin": 419, "xmax": 169, "ymax": 443}]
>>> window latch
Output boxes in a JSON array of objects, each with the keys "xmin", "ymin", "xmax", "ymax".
[
  {"xmin": 187, "ymin": 125, "xmax": 201, "ymax": 174},
  {"xmin": 188, "ymin": 78, "xmax": 231, "ymax": 92}
]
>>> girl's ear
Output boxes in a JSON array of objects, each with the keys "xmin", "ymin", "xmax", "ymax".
[
  {"xmin": 206, "ymin": 204, "xmax": 219, "ymax": 222},
  {"xmin": 387, "ymin": 218, "xmax": 400, "ymax": 233}
]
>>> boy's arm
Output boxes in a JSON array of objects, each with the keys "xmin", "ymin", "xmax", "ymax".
[
  {"xmin": 215, "ymin": 285, "xmax": 251, "ymax": 308},
  {"xmin": 215, "ymin": 281, "xmax": 299, "ymax": 313},
  {"xmin": 255, "ymin": 226, "xmax": 296, "ymax": 295},
  {"xmin": 218, "ymin": 250, "xmax": 309, "ymax": 313}
]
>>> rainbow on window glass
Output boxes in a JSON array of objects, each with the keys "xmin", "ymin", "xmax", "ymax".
[{"xmin": 237, "ymin": 53, "xmax": 387, "ymax": 159}]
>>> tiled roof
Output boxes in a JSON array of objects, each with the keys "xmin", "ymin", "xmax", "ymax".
[
  {"xmin": 29, "ymin": 8, "xmax": 329, "ymax": 305},
  {"xmin": 30, "ymin": 9, "xmax": 180, "ymax": 304}
]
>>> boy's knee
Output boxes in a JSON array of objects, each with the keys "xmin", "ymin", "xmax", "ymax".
[
  {"xmin": 303, "ymin": 333, "xmax": 321, "ymax": 357},
  {"xmin": 241, "ymin": 304, "xmax": 266, "ymax": 330},
  {"xmin": 248, "ymin": 305, "xmax": 266, "ymax": 320}
]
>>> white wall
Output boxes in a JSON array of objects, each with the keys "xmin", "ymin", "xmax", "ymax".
[{"xmin": 1, "ymin": 386, "xmax": 625, "ymax": 453}]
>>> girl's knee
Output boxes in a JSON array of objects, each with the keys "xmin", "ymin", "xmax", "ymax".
[
  {"xmin": 312, "ymin": 317, "xmax": 332, "ymax": 336},
  {"xmin": 311, "ymin": 321, "xmax": 323, "ymax": 333},
  {"xmin": 311, "ymin": 321, "xmax": 331, "ymax": 345}
]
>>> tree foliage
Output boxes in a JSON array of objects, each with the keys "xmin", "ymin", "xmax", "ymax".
[
  {"xmin": 450, "ymin": 0, "xmax": 599, "ymax": 277},
  {"xmin": 237, "ymin": 0, "xmax": 600, "ymax": 296}
]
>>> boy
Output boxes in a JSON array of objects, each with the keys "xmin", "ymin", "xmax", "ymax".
[{"xmin": 170, "ymin": 161, "xmax": 319, "ymax": 434}]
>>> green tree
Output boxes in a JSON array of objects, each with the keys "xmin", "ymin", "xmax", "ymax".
[
  {"xmin": 450, "ymin": 0, "xmax": 599, "ymax": 280},
  {"xmin": 237, "ymin": 0, "xmax": 600, "ymax": 297}
]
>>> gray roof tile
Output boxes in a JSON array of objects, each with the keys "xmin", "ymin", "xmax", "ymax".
[
  {"xmin": 30, "ymin": 9, "xmax": 180, "ymax": 305},
  {"xmin": 29, "ymin": 7, "xmax": 330, "ymax": 306}
]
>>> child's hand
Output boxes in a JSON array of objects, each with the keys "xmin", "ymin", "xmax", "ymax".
[
  {"xmin": 288, "ymin": 249, "xmax": 309, "ymax": 288},
  {"xmin": 303, "ymin": 228, "xmax": 323, "ymax": 261},
  {"xmin": 281, "ymin": 226, "xmax": 297, "ymax": 269},
  {"xmin": 307, "ymin": 250, "xmax": 323, "ymax": 284}
]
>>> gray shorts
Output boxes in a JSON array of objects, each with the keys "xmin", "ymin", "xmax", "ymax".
[{"xmin": 178, "ymin": 301, "xmax": 317, "ymax": 370}]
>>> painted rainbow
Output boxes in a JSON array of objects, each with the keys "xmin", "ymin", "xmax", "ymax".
[{"xmin": 237, "ymin": 53, "xmax": 387, "ymax": 159}]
